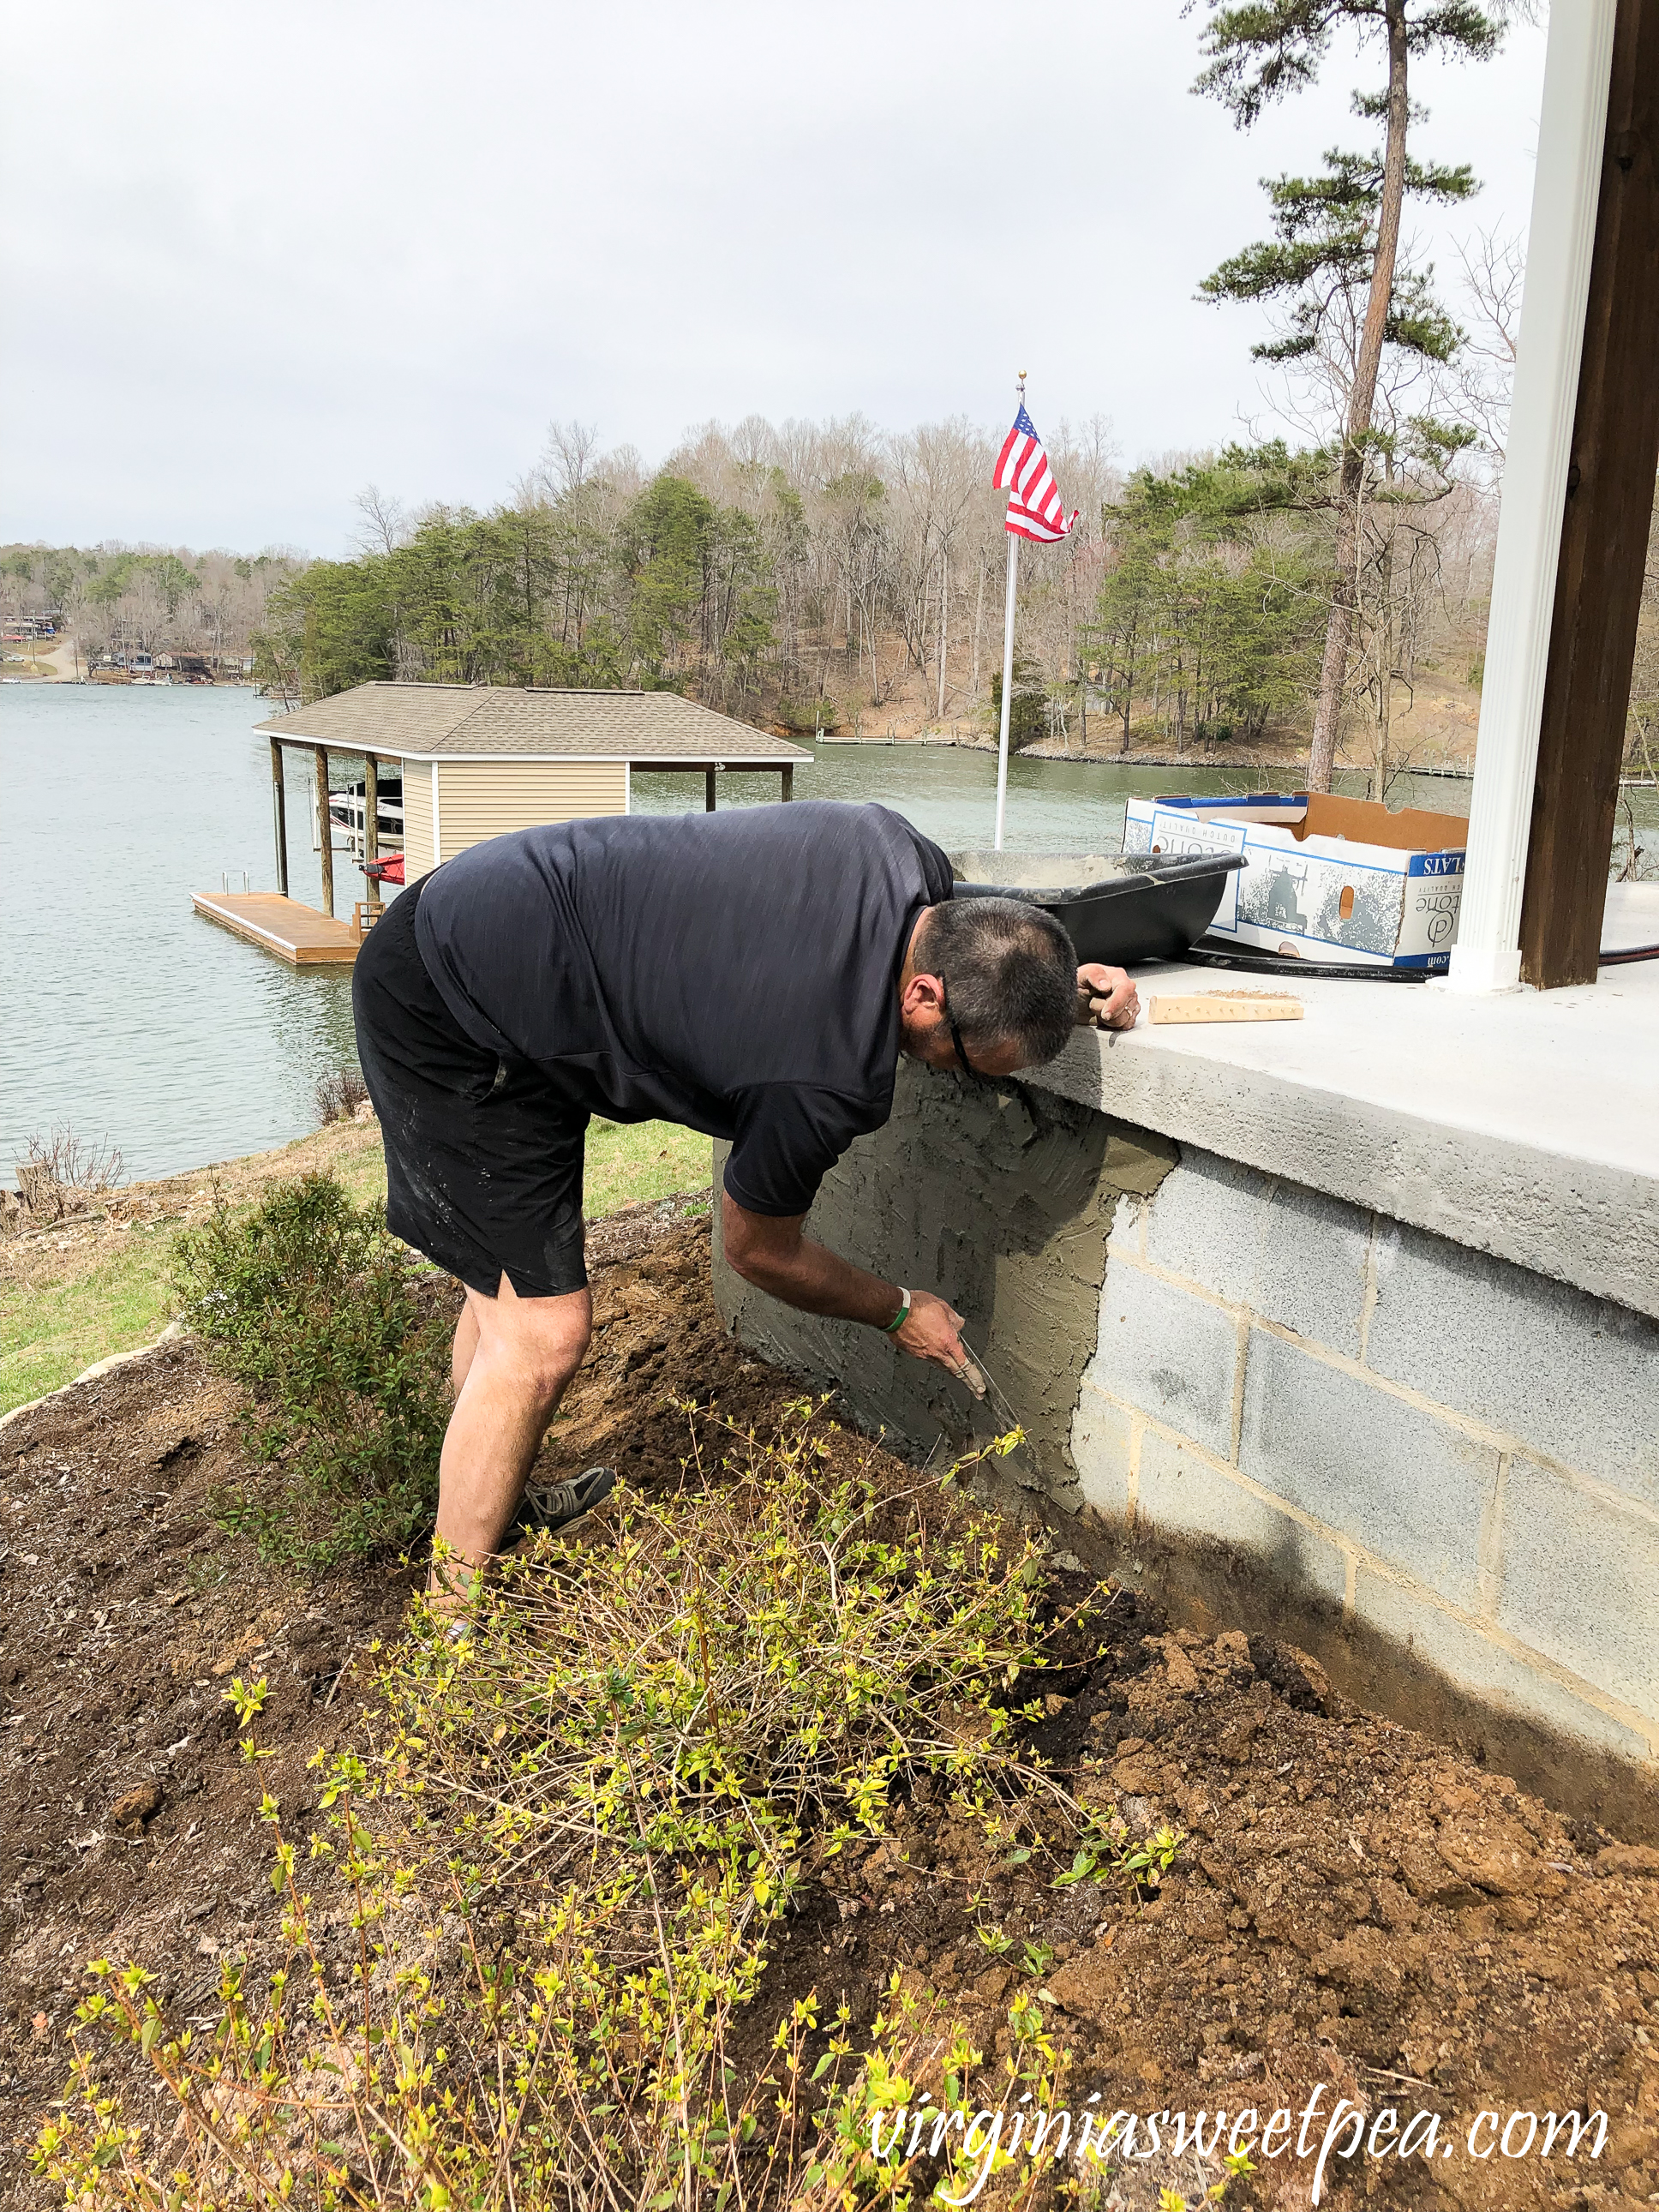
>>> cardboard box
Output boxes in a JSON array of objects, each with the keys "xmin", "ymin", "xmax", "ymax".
[{"xmin": 1122, "ymin": 792, "xmax": 1467, "ymax": 970}]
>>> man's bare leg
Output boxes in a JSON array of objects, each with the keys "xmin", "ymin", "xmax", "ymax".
[
  {"xmin": 451, "ymin": 1299, "xmax": 481, "ymax": 1397},
  {"xmin": 429, "ymin": 1274, "xmax": 591, "ymax": 1610}
]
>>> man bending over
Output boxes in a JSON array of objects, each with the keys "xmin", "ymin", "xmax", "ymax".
[{"xmin": 352, "ymin": 800, "xmax": 1139, "ymax": 1598}]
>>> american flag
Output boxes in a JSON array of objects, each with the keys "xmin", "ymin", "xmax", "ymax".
[{"xmin": 992, "ymin": 402, "xmax": 1078, "ymax": 543}]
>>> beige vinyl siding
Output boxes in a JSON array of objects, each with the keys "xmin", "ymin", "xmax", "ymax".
[
  {"xmin": 400, "ymin": 760, "xmax": 436, "ymax": 876},
  {"xmin": 434, "ymin": 758, "xmax": 628, "ymax": 857}
]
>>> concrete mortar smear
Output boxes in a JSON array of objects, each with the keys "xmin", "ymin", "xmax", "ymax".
[{"xmin": 712, "ymin": 1060, "xmax": 1177, "ymax": 1496}]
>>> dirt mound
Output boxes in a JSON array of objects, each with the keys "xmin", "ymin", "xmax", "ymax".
[
  {"xmin": 705, "ymin": 1595, "xmax": 1657, "ymax": 2208},
  {"xmin": 5, "ymin": 1203, "xmax": 1656, "ymax": 2208},
  {"xmin": 991, "ymin": 1628, "xmax": 1659, "ymax": 2206}
]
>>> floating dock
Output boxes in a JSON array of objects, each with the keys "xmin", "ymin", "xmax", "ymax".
[{"xmin": 192, "ymin": 890, "xmax": 362, "ymax": 966}]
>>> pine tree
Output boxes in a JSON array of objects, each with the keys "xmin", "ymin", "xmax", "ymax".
[{"xmin": 1193, "ymin": 0, "xmax": 1505, "ymax": 788}]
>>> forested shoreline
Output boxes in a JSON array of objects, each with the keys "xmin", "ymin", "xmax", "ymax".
[
  {"xmin": 18, "ymin": 413, "xmax": 1659, "ymax": 797},
  {"xmin": 248, "ymin": 415, "xmax": 1511, "ymax": 786},
  {"xmin": 0, "ymin": 420, "xmax": 1517, "ymax": 794},
  {"xmin": 0, "ymin": 542, "xmax": 305, "ymax": 672}
]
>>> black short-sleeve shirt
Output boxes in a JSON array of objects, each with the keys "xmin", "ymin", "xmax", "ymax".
[{"xmin": 412, "ymin": 800, "xmax": 954, "ymax": 1217}]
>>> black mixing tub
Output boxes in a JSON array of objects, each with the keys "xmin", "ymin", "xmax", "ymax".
[{"xmin": 953, "ymin": 851, "xmax": 1249, "ymax": 968}]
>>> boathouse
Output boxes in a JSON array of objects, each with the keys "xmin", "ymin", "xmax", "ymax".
[{"xmin": 254, "ymin": 682, "xmax": 810, "ymax": 913}]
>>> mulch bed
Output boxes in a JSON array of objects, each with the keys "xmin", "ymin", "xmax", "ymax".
[{"xmin": 3, "ymin": 1195, "xmax": 1656, "ymax": 2209}]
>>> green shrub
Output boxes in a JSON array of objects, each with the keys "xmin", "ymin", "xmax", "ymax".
[
  {"xmin": 172, "ymin": 1172, "xmax": 450, "ymax": 1568},
  {"xmin": 990, "ymin": 655, "xmax": 1049, "ymax": 750},
  {"xmin": 773, "ymin": 693, "xmax": 841, "ymax": 734},
  {"xmin": 39, "ymin": 1411, "xmax": 1184, "ymax": 2209}
]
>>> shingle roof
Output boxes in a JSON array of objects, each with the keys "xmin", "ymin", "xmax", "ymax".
[{"xmin": 255, "ymin": 682, "xmax": 811, "ymax": 763}]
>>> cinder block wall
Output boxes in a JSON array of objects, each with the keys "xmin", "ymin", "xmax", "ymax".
[
  {"xmin": 1081, "ymin": 1147, "xmax": 1658, "ymax": 1807},
  {"xmin": 714, "ymin": 1076, "xmax": 1659, "ymax": 1827}
]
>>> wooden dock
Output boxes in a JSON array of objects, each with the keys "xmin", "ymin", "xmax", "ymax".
[{"xmin": 192, "ymin": 890, "xmax": 362, "ymax": 966}]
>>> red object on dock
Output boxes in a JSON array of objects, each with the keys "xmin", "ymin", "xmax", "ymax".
[{"xmin": 363, "ymin": 854, "xmax": 405, "ymax": 884}]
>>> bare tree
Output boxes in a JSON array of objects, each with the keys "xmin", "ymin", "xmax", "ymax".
[
  {"xmin": 1627, "ymin": 478, "xmax": 1659, "ymax": 785},
  {"xmin": 351, "ymin": 485, "xmax": 411, "ymax": 557},
  {"xmin": 534, "ymin": 420, "xmax": 602, "ymax": 500},
  {"xmin": 885, "ymin": 417, "xmax": 989, "ymax": 716},
  {"xmin": 1449, "ymin": 225, "xmax": 1524, "ymax": 467}
]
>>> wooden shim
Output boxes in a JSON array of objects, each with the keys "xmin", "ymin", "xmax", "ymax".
[{"xmin": 1148, "ymin": 991, "xmax": 1303, "ymax": 1026}]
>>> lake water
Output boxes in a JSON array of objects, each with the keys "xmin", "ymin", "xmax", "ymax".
[{"xmin": 0, "ymin": 683, "xmax": 1646, "ymax": 1184}]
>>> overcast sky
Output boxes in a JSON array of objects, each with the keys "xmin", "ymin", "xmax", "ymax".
[{"xmin": 1, "ymin": 1, "xmax": 1547, "ymax": 559}]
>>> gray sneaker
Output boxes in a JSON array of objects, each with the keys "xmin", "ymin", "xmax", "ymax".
[{"xmin": 514, "ymin": 1466, "xmax": 617, "ymax": 1536}]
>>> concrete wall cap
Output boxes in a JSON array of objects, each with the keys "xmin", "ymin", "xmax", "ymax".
[{"xmin": 1032, "ymin": 956, "xmax": 1659, "ymax": 1322}]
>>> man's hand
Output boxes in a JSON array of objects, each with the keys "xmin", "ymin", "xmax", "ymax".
[
  {"xmin": 1076, "ymin": 962, "xmax": 1140, "ymax": 1031},
  {"xmin": 894, "ymin": 1286, "xmax": 975, "ymax": 1385}
]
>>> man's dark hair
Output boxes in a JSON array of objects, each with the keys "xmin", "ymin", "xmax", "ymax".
[{"xmin": 919, "ymin": 897, "xmax": 1076, "ymax": 1067}]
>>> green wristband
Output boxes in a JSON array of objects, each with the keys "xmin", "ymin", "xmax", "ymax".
[{"xmin": 881, "ymin": 1286, "xmax": 912, "ymax": 1334}]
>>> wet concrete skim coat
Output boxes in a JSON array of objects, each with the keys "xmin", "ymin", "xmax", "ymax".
[{"xmin": 713, "ymin": 1061, "xmax": 1177, "ymax": 1490}]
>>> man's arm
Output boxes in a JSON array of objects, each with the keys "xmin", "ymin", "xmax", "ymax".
[{"xmin": 721, "ymin": 1193, "xmax": 971, "ymax": 1377}]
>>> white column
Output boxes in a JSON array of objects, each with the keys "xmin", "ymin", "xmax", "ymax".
[{"xmin": 1446, "ymin": 0, "xmax": 1616, "ymax": 992}]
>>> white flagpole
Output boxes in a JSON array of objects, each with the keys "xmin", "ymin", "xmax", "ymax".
[
  {"xmin": 994, "ymin": 369, "xmax": 1027, "ymax": 853},
  {"xmin": 993, "ymin": 531, "xmax": 1019, "ymax": 851}
]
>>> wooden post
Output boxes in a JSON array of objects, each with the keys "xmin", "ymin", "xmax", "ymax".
[
  {"xmin": 314, "ymin": 745, "xmax": 334, "ymax": 917},
  {"xmin": 705, "ymin": 769, "xmax": 716, "ymax": 812},
  {"xmin": 270, "ymin": 738, "xmax": 289, "ymax": 896},
  {"xmin": 1519, "ymin": 0, "xmax": 1659, "ymax": 987},
  {"xmin": 781, "ymin": 764, "xmax": 794, "ymax": 802},
  {"xmin": 363, "ymin": 752, "xmax": 381, "ymax": 909}
]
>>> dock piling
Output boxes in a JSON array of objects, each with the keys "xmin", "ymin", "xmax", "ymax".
[
  {"xmin": 270, "ymin": 738, "xmax": 289, "ymax": 896},
  {"xmin": 364, "ymin": 752, "xmax": 381, "ymax": 909},
  {"xmin": 314, "ymin": 746, "xmax": 334, "ymax": 917}
]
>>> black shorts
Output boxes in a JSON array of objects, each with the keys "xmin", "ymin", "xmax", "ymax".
[{"xmin": 352, "ymin": 879, "xmax": 590, "ymax": 1299}]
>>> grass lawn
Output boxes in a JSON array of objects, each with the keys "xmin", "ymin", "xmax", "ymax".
[
  {"xmin": 0, "ymin": 1115, "xmax": 712, "ymax": 1416},
  {"xmin": 0, "ymin": 1233, "xmax": 178, "ymax": 1414},
  {"xmin": 584, "ymin": 1117, "xmax": 712, "ymax": 1220}
]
